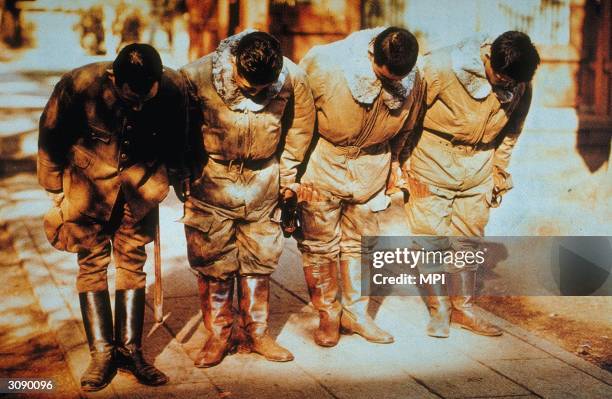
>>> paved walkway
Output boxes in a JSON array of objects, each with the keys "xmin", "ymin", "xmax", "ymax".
[{"xmin": 1, "ymin": 173, "xmax": 611, "ymax": 398}]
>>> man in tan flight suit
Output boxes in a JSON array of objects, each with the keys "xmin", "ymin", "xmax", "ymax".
[
  {"xmin": 406, "ymin": 31, "xmax": 540, "ymax": 338},
  {"xmin": 180, "ymin": 30, "xmax": 315, "ymax": 367},
  {"xmin": 297, "ymin": 27, "xmax": 426, "ymax": 347}
]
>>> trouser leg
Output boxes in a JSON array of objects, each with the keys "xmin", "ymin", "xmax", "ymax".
[
  {"xmin": 339, "ymin": 201, "xmax": 393, "ymax": 344},
  {"xmin": 113, "ymin": 203, "xmax": 156, "ymax": 290},
  {"xmin": 298, "ymin": 198, "xmax": 343, "ymax": 346}
]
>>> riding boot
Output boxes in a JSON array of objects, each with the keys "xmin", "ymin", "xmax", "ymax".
[
  {"xmin": 194, "ymin": 276, "xmax": 234, "ymax": 367},
  {"xmin": 115, "ymin": 288, "xmax": 169, "ymax": 385},
  {"xmin": 303, "ymin": 262, "xmax": 342, "ymax": 347},
  {"xmin": 78, "ymin": 290, "xmax": 116, "ymax": 391},
  {"xmin": 449, "ymin": 271, "xmax": 502, "ymax": 336},
  {"xmin": 237, "ymin": 275, "xmax": 294, "ymax": 362},
  {"xmin": 339, "ymin": 259, "xmax": 394, "ymax": 344}
]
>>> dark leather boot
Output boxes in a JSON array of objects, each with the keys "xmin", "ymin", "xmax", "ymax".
[
  {"xmin": 115, "ymin": 288, "xmax": 169, "ymax": 385},
  {"xmin": 194, "ymin": 276, "xmax": 234, "ymax": 368},
  {"xmin": 238, "ymin": 275, "xmax": 294, "ymax": 362},
  {"xmin": 421, "ymin": 276, "xmax": 451, "ymax": 338},
  {"xmin": 303, "ymin": 262, "xmax": 342, "ymax": 347},
  {"xmin": 449, "ymin": 271, "xmax": 502, "ymax": 336},
  {"xmin": 339, "ymin": 259, "xmax": 394, "ymax": 344},
  {"xmin": 78, "ymin": 290, "xmax": 116, "ymax": 391}
]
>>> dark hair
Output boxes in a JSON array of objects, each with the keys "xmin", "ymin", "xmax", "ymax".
[
  {"xmin": 234, "ymin": 32, "xmax": 283, "ymax": 86},
  {"xmin": 373, "ymin": 27, "xmax": 419, "ymax": 77},
  {"xmin": 491, "ymin": 31, "xmax": 540, "ymax": 83},
  {"xmin": 113, "ymin": 43, "xmax": 163, "ymax": 94}
]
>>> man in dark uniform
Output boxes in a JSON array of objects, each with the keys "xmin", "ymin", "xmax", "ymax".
[{"xmin": 38, "ymin": 43, "xmax": 189, "ymax": 391}]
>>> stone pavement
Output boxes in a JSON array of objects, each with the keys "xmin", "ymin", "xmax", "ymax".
[{"xmin": 1, "ymin": 173, "xmax": 611, "ymax": 399}]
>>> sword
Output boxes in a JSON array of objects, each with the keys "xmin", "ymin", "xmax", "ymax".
[{"xmin": 148, "ymin": 206, "xmax": 170, "ymax": 336}]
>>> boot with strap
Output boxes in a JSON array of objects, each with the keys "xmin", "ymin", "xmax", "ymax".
[
  {"xmin": 449, "ymin": 270, "xmax": 502, "ymax": 336},
  {"xmin": 78, "ymin": 290, "xmax": 116, "ymax": 391},
  {"xmin": 421, "ymin": 274, "xmax": 451, "ymax": 338},
  {"xmin": 238, "ymin": 275, "xmax": 294, "ymax": 362},
  {"xmin": 303, "ymin": 262, "xmax": 342, "ymax": 347},
  {"xmin": 115, "ymin": 288, "xmax": 169, "ymax": 385},
  {"xmin": 339, "ymin": 259, "xmax": 394, "ymax": 344},
  {"xmin": 194, "ymin": 275, "xmax": 234, "ymax": 367}
]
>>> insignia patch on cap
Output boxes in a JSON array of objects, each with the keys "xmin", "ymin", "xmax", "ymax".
[{"xmin": 129, "ymin": 50, "xmax": 144, "ymax": 66}]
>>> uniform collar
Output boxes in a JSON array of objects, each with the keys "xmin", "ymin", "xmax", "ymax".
[
  {"xmin": 212, "ymin": 29, "xmax": 288, "ymax": 112},
  {"xmin": 450, "ymin": 33, "xmax": 519, "ymax": 103},
  {"xmin": 340, "ymin": 28, "xmax": 416, "ymax": 110}
]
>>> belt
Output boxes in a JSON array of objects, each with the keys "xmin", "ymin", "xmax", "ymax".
[
  {"xmin": 318, "ymin": 136, "xmax": 388, "ymax": 160},
  {"xmin": 209, "ymin": 156, "xmax": 272, "ymax": 172},
  {"xmin": 422, "ymin": 130, "xmax": 494, "ymax": 153}
]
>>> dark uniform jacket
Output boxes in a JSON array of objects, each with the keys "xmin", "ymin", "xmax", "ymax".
[{"xmin": 38, "ymin": 62, "xmax": 188, "ymax": 222}]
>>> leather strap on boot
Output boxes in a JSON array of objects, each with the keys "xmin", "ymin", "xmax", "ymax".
[
  {"xmin": 339, "ymin": 259, "xmax": 394, "ymax": 344},
  {"xmin": 420, "ymin": 276, "xmax": 451, "ymax": 338},
  {"xmin": 78, "ymin": 290, "xmax": 116, "ymax": 391},
  {"xmin": 303, "ymin": 262, "xmax": 342, "ymax": 347},
  {"xmin": 238, "ymin": 275, "xmax": 294, "ymax": 362},
  {"xmin": 194, "ymin": 275, "xmax": 234, "ymax": 368},
  {"xmin": 115, "ymin": 288, "xmax": 169, "ymax": 385},
  {"xmin": 449, "ymin": 271, "xmax": 502, "ymax": 336}
]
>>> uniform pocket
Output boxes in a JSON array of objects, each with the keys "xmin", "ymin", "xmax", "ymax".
[
  {"xmin": 89, "ymin": 124, "xmax": 112, "ymax": 143},
  {"xmin": 72, "ymin": 147, "xmax": 92, "ymax": 169}
]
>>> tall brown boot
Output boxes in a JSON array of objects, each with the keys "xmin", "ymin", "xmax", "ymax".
[
  {"xmin": 421, "ymin": 276, "xmax": 451, "ymax": 338},
  {"xmin": 339, "ymin": 259, "xmax": 394, "ymax": 344},
  {"xmin": 449, "ymin": 270, "xmax": 502, "ymax": 336},
  {"xmin": 194, "ymin": 276, "xmax": 235, "ymax": 368},
  {"xmin": 238, "ymin": 275, "xmax": 294, "ymax": 362},
  {"xmin": 303, "ymin": 262, "xmax": 342, "ymax": 347}
]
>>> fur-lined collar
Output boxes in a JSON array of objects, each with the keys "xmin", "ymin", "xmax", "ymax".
[
  {"xmin": 450, "ymin": 33, "xmax": 519, "ymax": 103},
  {"xmin": 212, "ymin": 29, "xmax": 288, "ymax": 112},
  {"xmin": 338, "ymin": 28, "xmax": 416, "ymax": 110}
]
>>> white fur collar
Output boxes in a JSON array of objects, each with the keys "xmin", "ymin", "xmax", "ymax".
[
  {"xmin": 339, "ymin": 28, "xmax": 416, "ymax": 110},
  {"xmin": 212, "ymin": 29, "xmax": 288, "ymax": 112},
  {"xmin": 451, "ymin": 33, "xmax": 518, "ymax": 103}
]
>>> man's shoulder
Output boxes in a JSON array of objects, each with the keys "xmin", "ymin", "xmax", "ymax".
[
  {"xmin": 160, "ymin": 66, "xmax": 186, "ymax": 94},
  {"xmin": 179, "ymin": 54, "xmax": 214, "ymax": 84},
  {"xmin": 67, "ymin": 62, "xmax": 111, "ymax": 93},
  {"xmin": 283, "ymin": 57, "xmax": 309, "ymax": 83}
]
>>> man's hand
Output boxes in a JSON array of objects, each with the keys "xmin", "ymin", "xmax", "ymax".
[
  {"xmin": 46, "ymin": 191, "xmax": 64, "ymax": 206},
  {"xmin": 173, "ymin": 177, "xmax": 191, "ymax": 203},
  {"xmin": 296, "ymin": 182, "xmax": 322, "ymax": 203}
]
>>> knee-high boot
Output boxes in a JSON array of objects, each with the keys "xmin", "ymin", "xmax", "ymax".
[
  {"xmin": 238, "ymin": 275, "xmax": 294, "ymax": 362},
  {"xmin": 194, "ymin": 276, "xmax": 234, "ymax": 367},
  {"xmin": 421, "ymin": 276, "xmax": 451, "ymax": 338},
  {"xmin": 339, "ymin": 259, "xmax": 394, "ymax": 344},
  {"xmin": 449, "ymin": 271, "xmax": 502, "ymax": 336},
  {"xmin": 115, "ymin": 288, "xmax": 169, "ymax": 385},
  {"xmin": 78, "ymin": 290, "xmax": 116, "ymax": 391},
  {"xmin": 303, "ymin": 262, "xmax": 342, "ymax": 347}
]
